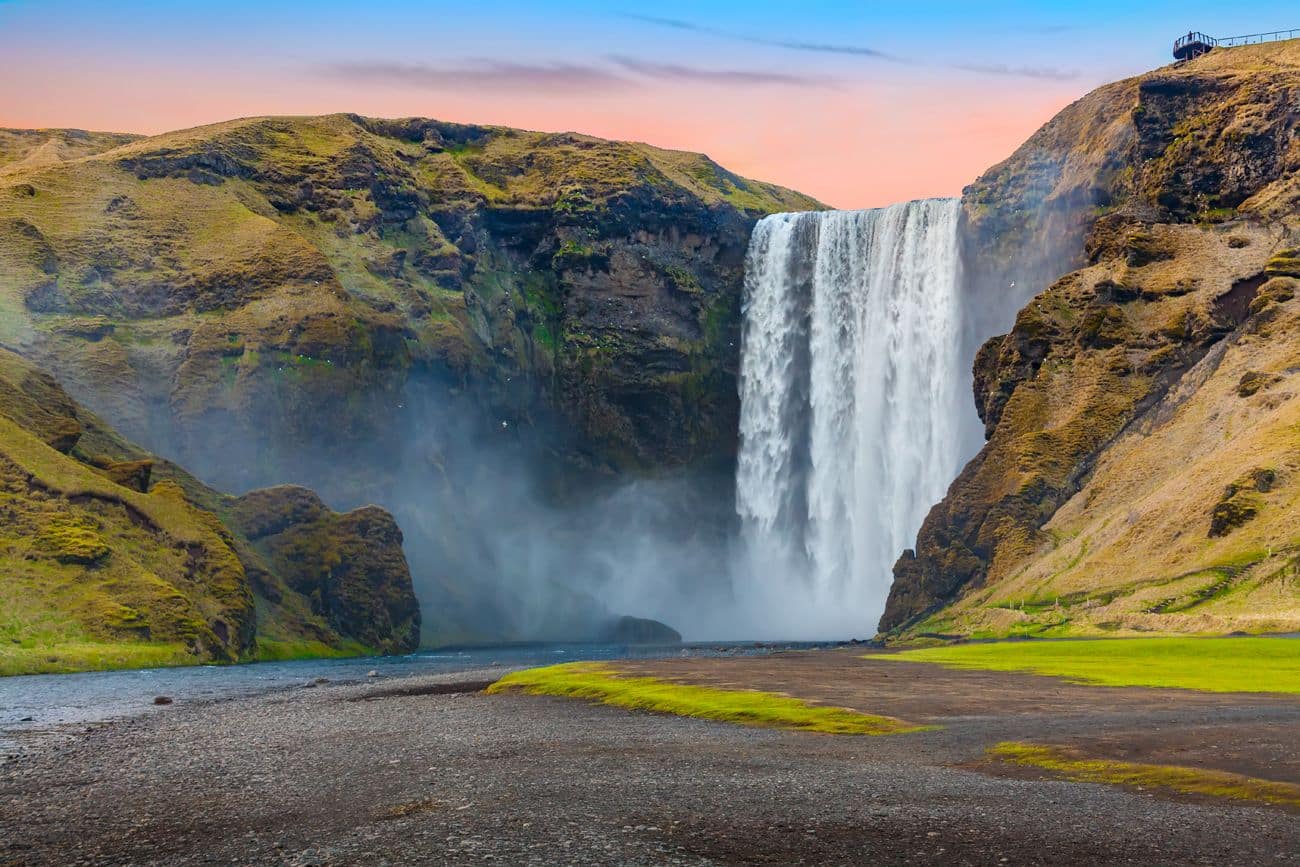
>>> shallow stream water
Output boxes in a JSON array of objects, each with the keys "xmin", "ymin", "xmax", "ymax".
[{"xmin": 0, "ymin": 641, "xmax": 823, "ymax": 751}]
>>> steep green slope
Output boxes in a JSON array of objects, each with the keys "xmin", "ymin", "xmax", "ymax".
[
  {"xmin": 0, "ymin": 348, "xmax": 418, "ymax": 674},
  {"xmin": 885, "ymin": 40, "xmax": 1300, "ymax": 638}
]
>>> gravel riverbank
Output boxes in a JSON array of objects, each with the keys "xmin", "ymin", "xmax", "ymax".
[{"xmin": 2, "ymin": 652, "xmax": 1298, "ymax": 865}]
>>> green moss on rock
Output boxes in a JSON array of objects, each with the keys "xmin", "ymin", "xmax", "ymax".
[
  {"xmin": 1265, "ymin": 250, "xmax": 1300, "ymax": 278},
  {"xmin": 35, "ymin": 518, "xmax": 111, "ymax": 565},
  {"xmin": 232, "ymin": 486, "xmax": 420, "ymax": 654}
]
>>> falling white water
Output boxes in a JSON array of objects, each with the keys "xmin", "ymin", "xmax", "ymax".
[{"xmin": 734, "ymin": 199, "xmax": 966, "ymax": 639}]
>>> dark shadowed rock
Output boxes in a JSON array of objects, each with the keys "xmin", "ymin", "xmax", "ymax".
[
  {"xmin": 600, "ymin": 615, "xmax": 682, "ymax": 645},
  {"xmin": 231, "ymin": 486, "xmax": 421, "ymax": 654}
]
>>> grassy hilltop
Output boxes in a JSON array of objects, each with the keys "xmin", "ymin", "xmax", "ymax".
[{"xmin": 0, "ymin": 114, "xmax": 819, "ymax": 488}]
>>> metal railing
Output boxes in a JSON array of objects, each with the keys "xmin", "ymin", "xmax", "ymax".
[
  {"xmin": 1174, "ymin": 32, "xmax": 1218, "ymax": 52},
  {"xmin": 1217, "ymin": 28, "xmax": 1300, "ymax": 47}
]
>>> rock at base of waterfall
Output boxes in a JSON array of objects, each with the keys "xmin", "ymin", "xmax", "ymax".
[{"xmin": 600, "ymin": 616, "xmax": 683, "ymax": 645}]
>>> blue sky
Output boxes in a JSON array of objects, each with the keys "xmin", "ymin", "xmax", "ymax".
[{"xmin": 2, "ymin": 1, "xmax": 1295, "ymax": 205}]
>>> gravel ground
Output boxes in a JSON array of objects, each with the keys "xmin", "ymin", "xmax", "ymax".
[{"xmin": 2, "ymin": 655, "xmax": 1298, "ymax": 866}]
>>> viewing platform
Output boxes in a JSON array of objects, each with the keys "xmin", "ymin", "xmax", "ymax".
[{"xmin": 1174, "ymin": 27, "xmax": 1299, "ymax": 61}]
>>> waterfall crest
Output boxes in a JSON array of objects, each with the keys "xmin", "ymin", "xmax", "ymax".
[{"xmin": 735, "ymin": 199, "xmax": 966, "ymax": 638}]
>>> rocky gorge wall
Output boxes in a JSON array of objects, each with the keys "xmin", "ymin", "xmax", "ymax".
[
  {"xmin": 884, "ymin": 40, "xmax": 1300, "ymax": 638},
  {"xmin": 0, "ymin": 116, "xmax": 820, "ymax": 643}
]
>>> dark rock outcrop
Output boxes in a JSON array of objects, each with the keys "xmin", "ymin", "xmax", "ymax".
[
  {"xmin": 599, "ymin": 615, "xmax": 682, "ymax": 645},
  {"xmin": 232, "ymin": 486, "xmax": 420, "ymax": 654}
]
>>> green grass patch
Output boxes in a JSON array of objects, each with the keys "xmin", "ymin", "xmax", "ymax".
[
  {"xmin": 877, "ymin": 637, "xmax": 1300, "ymax": 693},
  {"xmin": 487, "ymin": 662, "xmax": 931, "ymax": 735},
  {"xmin": 253, "ymin": 638, "xmax": 368, "ymax": 662},
  {"xmin": 989, "ymin": 742, "xmax": 1300, "ymax": 808},
  {"xmin": 0, "ymin": 641, "xmax": 195, "ymax": 677}
]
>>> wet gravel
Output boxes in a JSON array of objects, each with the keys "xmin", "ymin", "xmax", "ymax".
[{"xmin": 1, "ymin": 661, "xmax": 1298, "ymax": 865}]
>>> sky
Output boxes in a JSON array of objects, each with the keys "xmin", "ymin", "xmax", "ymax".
[{"xmin": 1, "ymin": 1, "xmax": 1296, "ymax": 207}]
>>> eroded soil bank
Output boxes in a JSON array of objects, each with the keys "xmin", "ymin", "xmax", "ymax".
[{"xmin": 2, "ymin": 650, "xmax": 1298, "ymax": 865}]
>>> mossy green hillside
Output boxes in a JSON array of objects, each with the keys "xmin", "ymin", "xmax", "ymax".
[
  {"xmin": 880, "ymin": 637, "xmax": 1300, "ymax": 694},
  {"xmin": 0, "ymin": 115, "xmax": 822, "ymax": 649},
  {"xmin": 0, "ymin": 347, "xmax": 419, "ymax": 675},
  {"xmin": 989, "ymin": 742, "xmax": 1300, "ymax": 808},
  {"xmin": 0, "ymin": 410, "xmax": 255, "ymax": 670},
  {"xmin": 0, "ymin": 114, "xmax": 820, "ymax": 494},
  {"xmin": 488, "ymin": 662, "xmax": 931, "ymax": 735}
]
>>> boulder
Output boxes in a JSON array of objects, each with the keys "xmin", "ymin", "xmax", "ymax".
[{"xmin": 599, "ymin": 615, "xmax": 682, "ymax": 645}]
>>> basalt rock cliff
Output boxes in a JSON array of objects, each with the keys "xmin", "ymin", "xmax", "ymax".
[
  {"xmin": 0, "ymin": 114, "xmax": 816, "ymax": 486},
  {"xmin": 885, "ymin": 40, "xmax": 1300, "ymax": 638}
]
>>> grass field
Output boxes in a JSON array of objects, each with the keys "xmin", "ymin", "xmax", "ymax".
[
  {"xmin": 879, "ymin": 637, "xmax": 1300, "ymax": 693},
  {"xmin": 0, "ymin": 641, "xmax": 195, "ymax": 677},
  {"xmin": 990, "ymin": 742, "xmax": 1300, "ymax": 807},
  {"xmin": 487, "ymin": 662, "xmax": 931, "ymax": 735}
]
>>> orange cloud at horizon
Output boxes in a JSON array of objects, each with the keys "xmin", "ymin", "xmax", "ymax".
[{"xmin": 0, "ymin": 60, "xmax": 1080, "ymax": 209}]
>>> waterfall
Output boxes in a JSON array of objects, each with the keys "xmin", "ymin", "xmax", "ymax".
[{"xmin": 735, "ymin": 199, "xmax": 966, "ymax": 638}]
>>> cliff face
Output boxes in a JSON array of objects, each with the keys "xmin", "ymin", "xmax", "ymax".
[
  {"xmin": 0, "ymin": 114, "xmax": 817, "ymax": 489},
  {"xmin": 0, "ymin": 347, "xmax": 418, "ymax": 674},
  {"xmin": 0, "ymin": 115, "xmax": 818, "ymax": 644},
  {"xmin": 885, "ymin": 41, "xmax": 1300, "ymax": 638}
]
